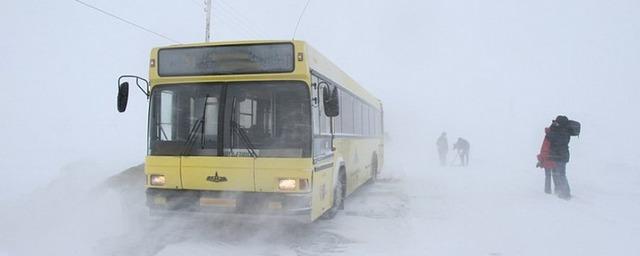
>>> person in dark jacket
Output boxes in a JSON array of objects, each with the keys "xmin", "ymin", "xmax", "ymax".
[
  {"xmin": 546, "ymin": 115, "xmax": 572, "ymax": 199},
  {"xmin": 436, "ymin": 132, "xmax": 448, "ymax": 166},
  {"xmin": 453, "ymin": 138, "xmax": 470, "ymax": 166}
]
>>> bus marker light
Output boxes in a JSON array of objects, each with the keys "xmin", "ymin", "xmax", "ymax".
[
  {"xmin": 299, "ymin": 179, "xmax": 309, "ymax": 190},
  {"xmin": 150, "ymin": 59, "xmax": 156, "ymax": 68}
]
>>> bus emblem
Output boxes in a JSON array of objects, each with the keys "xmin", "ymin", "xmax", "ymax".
[{"xmin": 206, "ymin": 172, "xmax": 228, "ymax": 183}]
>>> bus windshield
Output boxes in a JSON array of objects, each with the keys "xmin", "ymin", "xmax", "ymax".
[{"xmin": 148, "ymin": 82, "xmax": 311, "ymax": 158}]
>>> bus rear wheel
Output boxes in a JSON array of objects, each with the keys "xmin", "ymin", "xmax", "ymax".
[{"xmin": 370, "ymin": 154, "xmax": 379, "ymax": 183}]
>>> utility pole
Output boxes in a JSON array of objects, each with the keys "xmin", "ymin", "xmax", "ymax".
[{"xmin": 205, "ymin": 0, "xmax": 212, "ymax": 42}]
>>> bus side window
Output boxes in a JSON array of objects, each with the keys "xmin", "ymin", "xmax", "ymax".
[
  {"xmin": 369, "ymin": 106, "xmax": 375, "ymax": 137},
  {"xmin": 354, "ymin": 100, "xmax": 362, "ymax": 136},
  {"xmin": 372, "ymin": 109, "xmax": 377, "ymax": 137},
  {"xmin": 334, "ymin": 89, "xmax": 342, "ymax": 134},
  {"xmin": 342, "ymin": 93, "xmax": 354, "ymax": 135},
  {"xmin": 363, "ymin": 105, "xmax": 370, "ymax": 136}
]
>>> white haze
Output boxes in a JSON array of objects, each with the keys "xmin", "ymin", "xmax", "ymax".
[{"xmin": 1, "ymin": 0, "xmax": 639, "ymax": 255}]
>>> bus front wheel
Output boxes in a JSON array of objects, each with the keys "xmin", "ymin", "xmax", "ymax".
[{"xmin": 320, "ymin": 168, "xmax": 345, "ymax": 220}]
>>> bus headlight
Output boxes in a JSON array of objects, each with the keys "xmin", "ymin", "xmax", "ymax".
[
  {"xmin": 278, "ymin": 179, "xmax": 297, "ymax": 191},
  {"xmin": 150, "ymin": 175, "xmax": 166, "ymax": 186}
]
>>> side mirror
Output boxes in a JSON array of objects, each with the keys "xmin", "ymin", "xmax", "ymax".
[
  {"xmin": 116, "ymin": 75, "xmax": 149, "ymax": 113},
  {"xmin": 117, "ymin": 82, "xmax": 129, "ymax": 113},
  {"xmin": 323, "ymin": 85, "xmax": 340, "ymax": 117}
]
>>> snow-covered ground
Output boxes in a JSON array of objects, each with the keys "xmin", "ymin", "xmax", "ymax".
[
  {"xmin": 1, "ymin": 156, "xmax": 638, "ymax": 256},
  {"xmin": 2, "ymin": 1, "xmax": 639, "ymax": 255}
]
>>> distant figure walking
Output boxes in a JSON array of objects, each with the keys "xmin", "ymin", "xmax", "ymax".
[
  {"xmin": 436, "ymin": 132, "xmax": 449, "ymax": 166},
  {"xmin": 536, "ymin": 125, "xmax": 556, "ymax": 194},
  {"xmin": 540, "ymin": 115, "xmax": 580, "ymax": 200},
  {"xmin": 453, "ymin": 138, "xmax": 470, "ymax": 166}
]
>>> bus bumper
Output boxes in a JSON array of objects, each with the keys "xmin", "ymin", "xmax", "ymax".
[{"xmin": 145, "ymin": 188, "xmax": 312, "ymax": 219}]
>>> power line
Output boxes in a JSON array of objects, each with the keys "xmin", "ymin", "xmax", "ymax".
[
  {"xmin": 185, "ymin": 0, "xmax": 263, "ymax": 39},
  {"xmin": 216, "ymin": 2, "xmax": 263, "ymax": 38},
  {"xmin": 179, "ymin": 0, "xmax": 268, "ymax": 39},
  {"xmin": 214, "ymin": 10, "xmax": 258, "ymax": 39},
  {"xmin": 72, "ymin": 0, "xmax": 181, "ymax": 43},
  {"xmin": 216, "ymin": 9, "xmax": 261, "ymax": 38},
  {"xmin": 292, "ymin": 0, "xmax": 312, "ymax": 39},
  {"xmin": 217, "ymin": 0, "xmax": 268, "ymax": 38}
]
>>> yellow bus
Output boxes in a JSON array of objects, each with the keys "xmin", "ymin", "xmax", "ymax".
[{"xmin": 117, "ymin": 40, "xmax": 384, "ymax": 222}]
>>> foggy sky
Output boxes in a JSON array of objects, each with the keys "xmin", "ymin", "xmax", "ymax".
[{"xmin": 1, "ymin": 0, "xmax": 639, "ymax": 199}]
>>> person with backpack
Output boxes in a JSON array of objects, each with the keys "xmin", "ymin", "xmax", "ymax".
[
  {"xmin": 543, "ymin": 115, "xmax": 580, "ymax": 200},
  {"xmin": 436, "ymin": 132, "xmax": 449, "ymax": 166}
]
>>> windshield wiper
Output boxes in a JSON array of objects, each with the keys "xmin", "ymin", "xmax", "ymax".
[
  {"xmin": 231, "ymin": 120, "xmax": 257, "ymax": 158},
  {"xmin": 181, "ymin": 119, "xmax": 202, "ymax": 155},
  {"xmin": 181, "ymin": 94, "xmax": 209, "ymax": 155},
  {"xmin": 229, "ymin": 97, "xmax": 257, "ymax": 158}
]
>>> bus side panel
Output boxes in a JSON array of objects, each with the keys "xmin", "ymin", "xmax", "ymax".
[
  {"xmin": 310, "ymin": 164, "xmax": 334, "ymax": 220},
  {"xmin": 339, "ymin": 137, "xmax": 380, "ymax": 196},
  {"xmin": 347, "ymin": 139, "xmax": 366, "ymax": 196},
  {"xmin": 354, "ymin": 139, "xmax": 372, "ymax": 190},
  {"xmin": 335, "ymin": 138, "xmax": 354, "ymax": 196},
  {"xmin": 362, "ymin": 138, "xmax": 380, "ymax": 184},
  {"xmin": 145, "ymin": 156, "xmax": 182, "ymax": 189}
]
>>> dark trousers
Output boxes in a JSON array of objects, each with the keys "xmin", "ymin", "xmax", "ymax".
[
  {"xmin": 544, "ymin": 169, "xmax": 553, "ymax": 194},
  {"xmin": 459, "ymin": 151, "xmax": 469, "ymax": 166},
  {"xmin": 547, "ymin": 162, "xmax": 571, "ymax": 199}
]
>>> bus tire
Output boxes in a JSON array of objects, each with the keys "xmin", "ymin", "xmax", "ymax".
[{"xmin": 320, "ymin": 168, "xmax": 345, "ymax": 220}]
